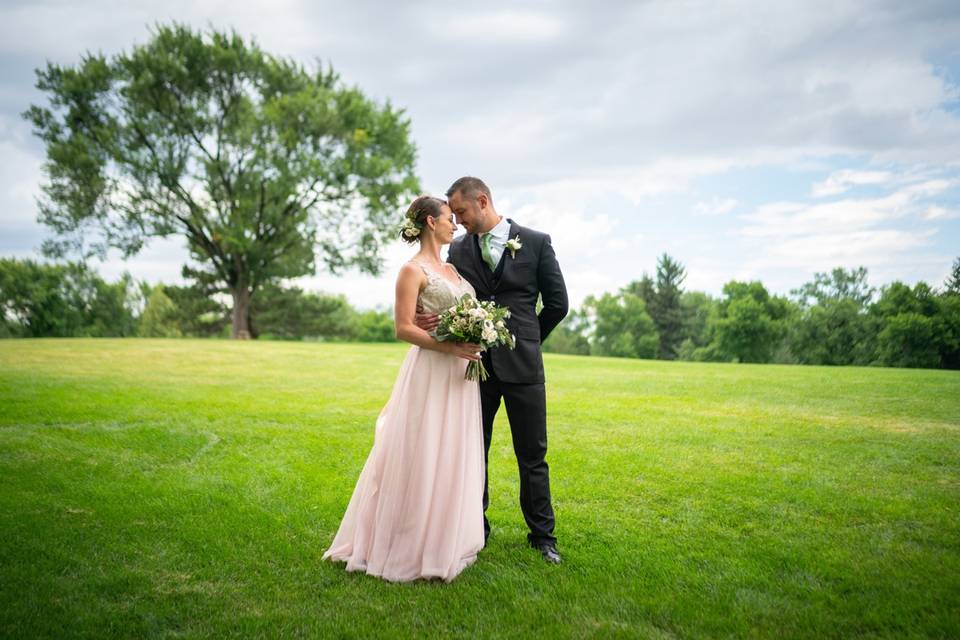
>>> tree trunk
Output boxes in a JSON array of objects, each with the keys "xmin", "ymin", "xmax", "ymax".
[
  {"xmin": 246, "ymin": 300, "xmax": 258, "ymax": 339},
  {"xmin": 231, "ymin": 286, "xmax": 252, "ymax": 339}
]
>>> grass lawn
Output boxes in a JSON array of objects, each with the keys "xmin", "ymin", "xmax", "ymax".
[{"xmin": 1, "ymin": 338, "xmax": 958, "ymax": 638}]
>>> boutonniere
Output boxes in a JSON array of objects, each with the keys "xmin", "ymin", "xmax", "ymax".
[{"xmin": 505, "ymin": 235, "xmax": 522, "ymax": 259}]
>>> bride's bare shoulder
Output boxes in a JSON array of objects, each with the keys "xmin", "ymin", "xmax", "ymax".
[
  {"xmin": 397, "ymin": 260, "xmax": 428, "ymax": 285},
  {"xmin": 399, "ymin": 260, "xmax": 421, "ymax": 275}
]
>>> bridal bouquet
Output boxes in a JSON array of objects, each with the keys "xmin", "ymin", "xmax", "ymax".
[{"xmin": 436, "ymin": 294, "xmax": 516, "ymax": 381}]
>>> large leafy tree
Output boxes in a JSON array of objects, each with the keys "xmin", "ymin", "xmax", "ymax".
[{"xmin": 23, "ymin": 23, "xmax": 418, "ymax": 338}]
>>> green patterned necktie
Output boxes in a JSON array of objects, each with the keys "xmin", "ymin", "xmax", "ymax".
[{"xmin": 480, "ymin": 233, "xmax": 496, "ymax": 271}]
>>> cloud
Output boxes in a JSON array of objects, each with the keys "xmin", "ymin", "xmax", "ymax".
[
  {"xmin": 741, "ymin": 178, "xmax": 958, "ymax": 238},
  {"xmin": 562, "ymin": 267, "xmax": 629, "ymax": 309},
  {"xmin": 736, "ymin": 173, "xmax": 957, "ymax": 290},
  {"xmin": 0, "ymin": 140, "xmax": 43, "ymax": 229},
  {"xmin": 922, "ymin": 205, "xmax": 960, "ymax": 220},
  {"xmin": 427, "ymin": 10, "xmax": 567, "ymax": 44},
  {"xmin": 750, "ymin": 228, "xmax": 936, "ymax": 268},
  {"xmin": 507, "ymin": 202, "xmax": 616, "ymax": 260},
  {"xmin": 496, "ymin": 156, "xmax": 743, "ymax": 209},
  {"xmin": 811, "ymin": 169, "xmax": 893, "ymax": 197},
  {"xmin": 289, "ymin": 238, "xmax": 418, "ymax": 310},
  {"xmin": 694, "ymin": 197, "xmax": 737, "ymax": 216},
  {"xmin": 5, "ymin": 2, "xmax": 960, "ymax": 179},
  {"xmin": 2, "ymin": 0, "xmax": 959, "ymax": 308}
]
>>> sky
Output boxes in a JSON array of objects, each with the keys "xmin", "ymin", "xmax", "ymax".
[{"xmin": 1, "ymin": 0, "xmax": 959, "ymax": 309}]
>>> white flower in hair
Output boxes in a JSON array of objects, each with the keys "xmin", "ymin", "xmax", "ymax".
[{"xmin": 401, "ymin": 217, "xmax": 421, "ymax": 238}]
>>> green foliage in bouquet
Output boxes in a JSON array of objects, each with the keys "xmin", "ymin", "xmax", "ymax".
[{"xmin": 435, "ymin": 294, "xmax": 516, "ymax": 381}]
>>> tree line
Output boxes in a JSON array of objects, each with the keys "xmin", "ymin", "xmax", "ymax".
[
  {"xmin": 543, "ymin": 255, "xmax": 960, "ymax": 370},
  {"xmin": 0, "ymin": 258, "xmax": 395, "ymax": 342},
  {"xmin": 4, "ymin": 254, "xmax": 958, "ymax": 370}
]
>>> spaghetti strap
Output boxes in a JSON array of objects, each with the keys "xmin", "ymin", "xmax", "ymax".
[
  {"xmin": 410, "ymin": 258, "xmax": 463, "ymax": 285},
  {"xmin": 409, "ymin": 259, "xmax": 431, "ymax": 276}
]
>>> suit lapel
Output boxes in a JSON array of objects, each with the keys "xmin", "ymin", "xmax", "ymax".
[
  {"xmin": 492, "ymin": 219, "xmax": 520, "ymax": 290},
  {"xmin": 469, "ymin": 233, "xmax": 494, "ymax": 291}
]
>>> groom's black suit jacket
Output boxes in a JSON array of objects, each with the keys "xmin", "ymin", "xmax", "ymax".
[{"xmin": 447, "ymin": 219, "xmax": 569, "ymax": 384}]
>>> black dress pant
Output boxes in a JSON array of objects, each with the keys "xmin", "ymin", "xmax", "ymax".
[{"xmin": 479, "ymin": 361, "xmax": 557, "ymax": 546}]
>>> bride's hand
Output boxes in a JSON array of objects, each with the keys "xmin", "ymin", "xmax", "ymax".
[{"xmin": 446, "ymin": 342, "xmax": 482, "ymax": 361}]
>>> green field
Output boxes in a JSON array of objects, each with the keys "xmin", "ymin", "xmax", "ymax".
[{"xmin": 1, "ymin": 339, "xmax": 958, "ymax": 638}]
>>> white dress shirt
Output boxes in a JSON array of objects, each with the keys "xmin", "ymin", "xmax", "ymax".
[{"xmin": 481, "ymin": 216, "xmax": 511, "ymax": 267}]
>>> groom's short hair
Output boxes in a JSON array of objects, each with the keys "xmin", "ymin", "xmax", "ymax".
[{"xmin": 446, "ymin": 176, "xmax": 492, "ymax": 202}]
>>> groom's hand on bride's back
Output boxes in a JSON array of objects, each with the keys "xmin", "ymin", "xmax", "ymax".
[
  {"xmin": 415, "ymin": 304, "xmax": 440, "ymax": 331},
  {"xmin": 414, "ymin": 303, "xmax": 477, "ymax": 361}
]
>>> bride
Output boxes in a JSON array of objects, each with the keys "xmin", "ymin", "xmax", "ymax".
[{"xmin": 322, "ymin": 195, "xmax": 486, "ymax": 582}]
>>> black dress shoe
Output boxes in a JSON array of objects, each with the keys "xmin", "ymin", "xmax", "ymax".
[{"xmin": 531, "ymin": 542, "xmax": 562, "ymax": 564}]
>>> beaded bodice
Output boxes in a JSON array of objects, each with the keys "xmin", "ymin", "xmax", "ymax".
[{"xmin": 412, "ymin": 259, "xmax": 476, "ymax": 315}]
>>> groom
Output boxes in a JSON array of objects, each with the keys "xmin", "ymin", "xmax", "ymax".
[{"xmin": 418, "ymin": 176, "xmax": 568, "ymax": 564}]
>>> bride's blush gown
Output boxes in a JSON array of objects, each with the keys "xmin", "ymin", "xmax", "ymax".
[{"xmin": 322, "ymin": 259, "xmax": 485, "ymax": 582}]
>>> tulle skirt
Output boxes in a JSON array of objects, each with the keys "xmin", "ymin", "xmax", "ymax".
[{"xmin": 322, "ymin": 345, "xmax": 485, "ymax": 582}]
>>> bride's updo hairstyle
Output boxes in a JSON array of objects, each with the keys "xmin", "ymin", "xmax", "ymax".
[{"xmin": 400, "ymin": 196, "xmax": 446, "ymax": 244}]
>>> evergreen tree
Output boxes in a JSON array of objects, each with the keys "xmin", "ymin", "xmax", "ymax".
[
  {"xmin": 652, "ymin": 253, "xmax": 687, "ymax": 359},
  {"xmin": 945, "ymin": 257, "xmax": 960, "ymax": 296}
]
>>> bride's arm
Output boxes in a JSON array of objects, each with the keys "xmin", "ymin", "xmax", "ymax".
[{"xmin": 394, "ymin": 264, "xmax": 481, "ymax": 361}]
